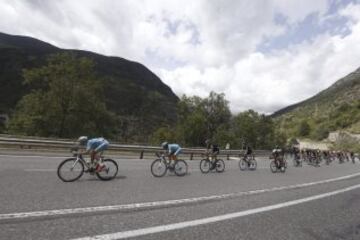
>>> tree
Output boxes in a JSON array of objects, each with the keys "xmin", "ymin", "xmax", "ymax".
[
  {"xmin": 232, "ymin": 110, "xmax": 259, "ymax": 148},
  {"xmin": 174, "ymin": 92, "xmax": 231, "ymax": 147},
  {"xmin": 298, "ymin": 120, "xmax": 311, "ymax": 137},
  {"xmin": 201, "ymin": 92, "xmax": 231, "ymax": 139},
  {"xmin": 180, "ymin": 111, "xmax": 208, "ymax": 146},
  {"xmin": 312, "ymin": 124, "xmax": 330, "ymax": 140},
  {"xmin": 150, "ymin": 126, "xmax": 178, "ymax": 145},
  {"xmin": 8, "ymin": 53, "xmax": 115, "ymax": 138}
]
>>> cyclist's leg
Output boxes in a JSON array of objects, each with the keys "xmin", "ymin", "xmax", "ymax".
[
  {"xmin": 171, "ymin": 149, "xmax": 181, "ymax": 167},
  {"xmin": 90, "ymin": 150, "xmax": 96, "ymax": 165},
  {"xmin": 94, "ymin": 142, "xmax": 108, "ymax": 168},
  {"xmin": 173, "ymin": 148, "xmax": 181, "ymax": 161}
]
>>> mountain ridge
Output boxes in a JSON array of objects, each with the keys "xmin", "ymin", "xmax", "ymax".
[
  {"xmin": 273, "ymin": 67, "xmax": 360, "ymax": 138},
  {"xmin": 0, "ymin": 32, "xmax": 179, "ymax": 140},
  {"xmin": 272, "ymin": 67, "xmax": 360, "ymax": 117}
]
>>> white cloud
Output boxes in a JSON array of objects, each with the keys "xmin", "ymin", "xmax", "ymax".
[{"xmin": 0, "ymin": 0, "xmax": 359, "ymax": 114}]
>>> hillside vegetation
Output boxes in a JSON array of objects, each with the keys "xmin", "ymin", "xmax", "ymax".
[
  {"xmin": 0, "ymin": 32, "xmax": 178, "ymax": 141},
  {"xmin": 274, "ymin": 68, "xmax": 360, "ymax": 140}
]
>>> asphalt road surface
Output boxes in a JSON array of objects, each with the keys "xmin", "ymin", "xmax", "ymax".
[{"xmin": 1, "ymin": 150, "xmax": 360, "ymax": 240}]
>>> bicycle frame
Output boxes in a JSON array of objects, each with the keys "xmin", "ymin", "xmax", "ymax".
[
  {"xmin": 155, "ymin": 152, "xmax": 171, "ymax": 167},
  {"xmin": 72, "ymin": 154, "xmax": 93, "ymax": 170}
]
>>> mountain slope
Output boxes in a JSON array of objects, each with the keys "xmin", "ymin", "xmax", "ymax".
[
  {"xmin": 273, "ymin": 67, "xmax": 360, "ymax": 138},
  {"xmin": 0, "ymin": 32, "xmax": 179, "ymax": 140}
]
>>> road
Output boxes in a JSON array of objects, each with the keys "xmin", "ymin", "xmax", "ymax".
[{"xmin": 0, "ymin": 150, "xmax": 360, "ymax": 240}]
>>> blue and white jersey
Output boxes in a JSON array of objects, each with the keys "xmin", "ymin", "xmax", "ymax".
[
  {"xmin": 86, "ymin": 138, "xmax": 109, "ymax": 151},
  {"xmin": 168, "ymin": 144, "xmax": 181, "ymax": 155}
]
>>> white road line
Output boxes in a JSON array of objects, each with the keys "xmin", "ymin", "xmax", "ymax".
[
  {"xmin": 24, "ymin": 169, "xmax": 57, "ymax": 172},
  {"xmin": 1, "ymin": 172, "xmax": 360, "ymax": 221},
  {"xmin": 71, "ymin": 183, "xmax": 360, "ymax": 240}
]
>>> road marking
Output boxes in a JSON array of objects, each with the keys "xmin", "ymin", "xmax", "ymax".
[
  {"xmin": 1, "ymin": 172, "xmax": 360, "ymax": 222},
  {"xmin": 71, "ymin": 183, "xmax": 360, "ymax": 240},
  {"xmin": 24, "ymin": 169, "xmax": 57, "ymax": 172}
]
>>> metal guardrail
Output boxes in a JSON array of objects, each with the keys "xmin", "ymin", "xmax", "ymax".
[{"xmin": 0, "ymin": 136, "xmax": 271, "ymax": 159}]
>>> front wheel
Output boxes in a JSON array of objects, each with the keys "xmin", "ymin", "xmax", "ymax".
[
  {"xmin": 151, "ymin": 159, "xmax": 167, "ymax": 177},
  {"xmin": 270, "ymin": 161, "xmax": 277, "ymax": 173},
  {"xmin": 174, "ymin": 160, "xmax": 188, "ymax": 176},
  {"xmin": 215, "ymin": 159, "xmax": 225, "ymax": 173},
  {"xmin": 96, "ymin": 159, "xmax": 118, "ymax": 181},
  {"xmin": 280, "ymin": 161, "xmax": 286, "ymax": 172},
  {"xmin": 57, "ymin": 158, "xmax": 84, "ymax": 182},
  {"xmin": 239, "ymin": 159, "xmax": 247, "ymax": 171},
  {"xmin": 200, "ymin": 159, "xmax": 211, "ymax": 173},
  {"xmin": 249, "ymin": 159, "xmax": 257, "ymax": 170}
]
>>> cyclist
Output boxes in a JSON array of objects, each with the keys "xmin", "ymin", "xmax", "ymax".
[
  {"xmin": 78, "ymin": 136, "xmax": 109, "ymax": 172},
  {"xmin": 293, "ymin": 146, "xmax": 301, "ymax": 165},
  {"xmin": 161, "ymin": 142, "xmax": 182, "ymax": 168},
  {"xmin": 205, "ymin": 139, "xmax": 220, "ymax": 158},
  {"xmin": 245, "ymin": 145, "xmax": 253, "ymax": 157},
  {"xmin": 350, "ymin": 151, "xmax": 355, "ymax": 163},
  {"xmin": 270, "ymin": 145, "xmax": 284, "ymax": 170},
  {"xmin": 205, "ymin": 139, "xmax": 220, "ymax": 170},
  {"xmin": 242, "ymin": 145, "xmax": 254, "ymax": 165}
]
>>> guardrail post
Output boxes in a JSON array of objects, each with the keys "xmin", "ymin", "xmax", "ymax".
[
  {"xmin": 227, "ymin": 154, "xmax": 229, "ymax": 160},
  {"xmin": 140, "ymin": 150, "xmax": 144, "ymax": 159},
  {"xmin": 190, "ymin": 153, "xmax": 193, "ymax": 160}
]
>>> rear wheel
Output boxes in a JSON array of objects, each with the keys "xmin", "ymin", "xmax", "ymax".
[
  {"xmin": 96, "ymin": 159, "xmax": 118, "ymax": 181},
  {"xmin": 215, "ymin": 159, "xmax": 225, "ymax": 173},
  {"xmin": 151, "ymin": 159, "xmax": 167, "ymax": 177},
  {"xmin": 200, "ymin": 159, "xmax": 211, "ymax": 173},
  {"xmin": 249, "ymin": 159, "xmax": 257, "ymax": 170},
  {"xmin": 270, "ymin": 160, "xmax": 277, "ymax": 173},
  {"xmin": 57, "ymin": 158, "xmax": 84, "ymax": 182},
  {"xmin": 174, "ymin": 160, "xmax": 188, "ymax": 176},
  {"xmin": 239, "ymin": 159, "xmax": 247, "ymax": 171}
]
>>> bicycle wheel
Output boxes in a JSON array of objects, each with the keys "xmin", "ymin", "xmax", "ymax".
[
  {"xmin": 270, "ymin": 161, "xmax": 277, "ymax": 173},
  {"xmin": 174, "ymin": 160, "xmax": 188, "ymax": 176},
  {"xmin": 57, "ymin": 158, "xmax": 84, "ymax": 182},
  {"xmin": 96, "ymin": 159, "xmax": 118, "ymax": 181},
  {"xmin": 215, "ymin": 159, "xmax": 225, "ymax": 173},
  {"xmin": 239, "ymin": 159, "xmax": 247, "ymax": 171},
  {"xmin": 249, "ymin": 159, "xmax": 257, "ymax": 170},
  {"xmin": 151, "ymin": 159, "xmax": 167, "ymax": 177},
  {"xmin": 200, "ymin": 159, "xmax": 211, "ymax": 173},
  {"xmin": 280, "ymin": 163, "xmax": 286, "ymax": 173}
]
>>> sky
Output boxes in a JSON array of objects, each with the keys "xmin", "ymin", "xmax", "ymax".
[{"xmin": 1, "ymin": 0, "xmax": 360, "ymax": 114}]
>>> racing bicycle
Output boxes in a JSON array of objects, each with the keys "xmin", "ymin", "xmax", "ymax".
[
  {"xmin": 199, "ymin": 154, "xmax": 225, "ymax": 173},
  {"xmin": 57, "ymin": 150, "xmax": 118, "ymax": 182},
  {"xmin": 239, "ymin": 154, "xmax": 257, "ymax": 171},
  {"xmin": 270, "ymin": 156, "xmax": 287, "ymax": 173},
  {"xmin": 151, "ymin": 152, "xmax": 188, "ymax": 177}
]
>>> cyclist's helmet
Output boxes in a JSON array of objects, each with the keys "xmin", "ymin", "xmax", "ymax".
[
  {"xmin": 77, "ymin": 136, "xmax": 88, "ymax": 145},
  {"xmin": 161, "ymin": 142, "xmax": 168, "ymax": 149}
]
